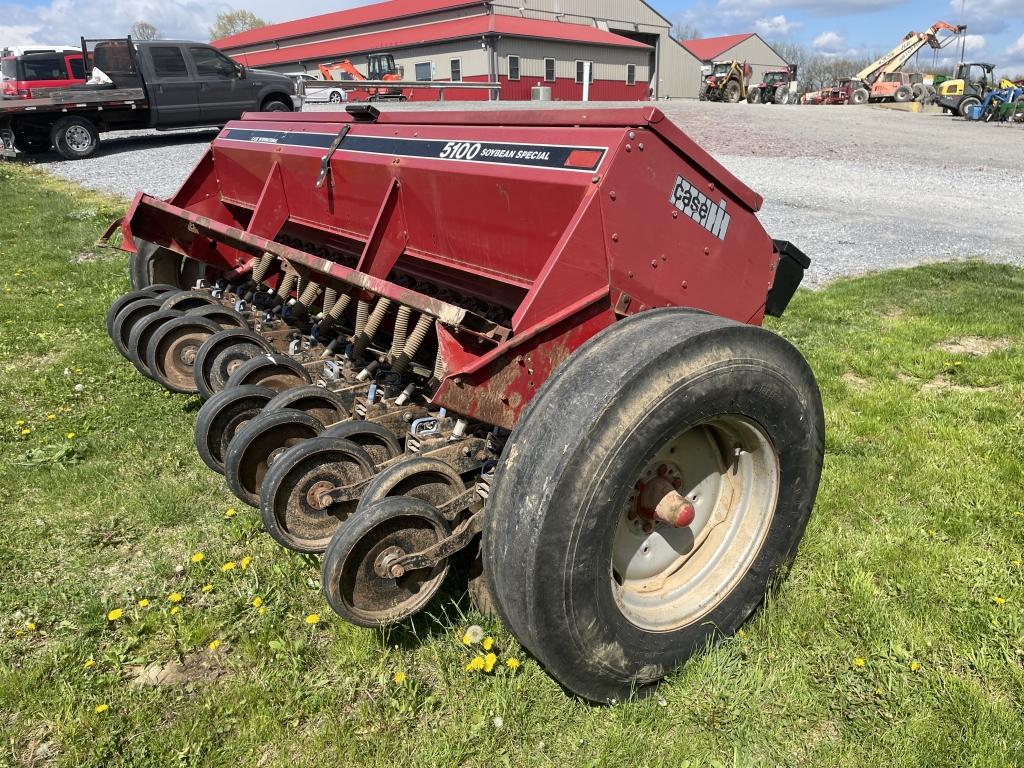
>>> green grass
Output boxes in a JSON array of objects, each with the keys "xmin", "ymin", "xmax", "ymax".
[{"xmin": 1, "ymin": 162, "xmax": 1023, "ymax": 768}]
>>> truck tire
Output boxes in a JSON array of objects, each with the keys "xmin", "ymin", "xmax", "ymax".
[
  {"xmin": 746, "ymin": 87, "xmax": 760, "ymax": 104},
  {"xmin": 51, "ymin": 116, "xmax": 99, "ymax": 160},
  {"xmin": 483, "ymin": 309, "xmax": 824, "ymax": 703},
  {"xmin": 262, "ymin": 98, "xmax": 291, "ymax": 112},
  {"xmin": 775, "ymin": 86, "xmax": 790, "ymax": 105},
  {"xmin": 851, "ymin": 88, "xmax": 869, "ymax": 105},
  {"xmin": 724, "ymin": 80, "xmax": 742, "ymax": 103},
  {"xmin": 893, "ymin": 86, "xmax": 912, "ymax": 103}
]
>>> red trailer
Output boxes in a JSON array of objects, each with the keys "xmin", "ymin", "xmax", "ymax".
[{"xmin": 107, "ymin": 105, "xmax": 824, "ymax": 702}]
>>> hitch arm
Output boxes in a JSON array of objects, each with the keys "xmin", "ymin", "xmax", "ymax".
[{"xmin": 315, "ymin": 124, "xmax": 351, "ymax": 190}]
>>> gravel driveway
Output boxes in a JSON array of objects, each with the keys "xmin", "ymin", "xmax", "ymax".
[{"xmin": 38, "ymin": 102, "xmax": 1024, "ymax": 288}]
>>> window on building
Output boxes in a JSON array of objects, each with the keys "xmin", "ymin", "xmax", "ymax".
[
  {"xmin": 150, "ymin": 46, "xmax": 188, "ymax": 78},
  {"xmin": 450, "ymin": 58, "xmax": 461, "ymax": 82},
  {"xmin": 544, "ymin": 58, "xmax": 555, "ymax": 82},
  {"xmin": 415, "ymin": 62, "xmax": 432, "ymax": 81},
  {"xmin": 508, "ymin": 54, "xmax": 520, "ymax": 81},
  {"xmin": 575, "ymin": 60, "xmax": 594, "ymax": 84},
  {"xmin": 627, "ymin": 63, "xmax": 636, "ymax": 86}
]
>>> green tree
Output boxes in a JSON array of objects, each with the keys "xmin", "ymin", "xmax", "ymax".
[
  {"xmin": 129, "ymin": 21, "xmax": 160, "ymax": 40},
  {"xmin": 209, "ymin": 10, "xmax": 266, "ymax": 41}
]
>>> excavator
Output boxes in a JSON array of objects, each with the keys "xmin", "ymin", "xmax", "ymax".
[
  {"xmin": 318, "ymin": 53, "xmax": 406, "ymax": 102},
  {"xmin": 803, "ymin": 21, "xmax": 964, "ymax": 106}
]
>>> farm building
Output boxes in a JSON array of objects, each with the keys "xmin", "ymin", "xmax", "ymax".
[
  {"xmin": 674, "ymin": 33, "xmax": 791, "ymax": 99},
  {"xmin": 213, "ymin": 0, "xmax": 701, "ymax": 100}
]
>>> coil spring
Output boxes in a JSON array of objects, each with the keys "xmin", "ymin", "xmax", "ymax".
[
  {"xmin": 297, "ymin": 281, "xmax": 321, "ymax": 308},
  {"xmin": 276, "ymin": 272, "xmax": 297, "ymax": 299},
  {"xmin": 353, "ymin": 299, "xmax": 369, "ymax": 337},
  {"xmin": 353, "ymin": 298, "xmax": 392, "ymax": 358},
  {"xmin": 251, "ymin": 252, "xmax": 275, "ymax": 284},
  {"xmin": 392, "ymin": 313, "xmax": 432, "ymax": 374},
  {"xmin": 390, "ymin": 306, "xmax": 411, "ymax": 359},
  {"xmin": 432, "ymin": 346, "xmax": 445, "ymax": 381},
  {"xmin": 323, "ymin": 286, "xmax": 338, "ymax": 314}
]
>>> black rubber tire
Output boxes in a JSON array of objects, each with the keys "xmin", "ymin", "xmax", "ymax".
[
  {"xmin": 746, "ymin": 87, "xmax": 760, "ymax": 104},
  {"xmin": 262, "ymin": 99, "xmax": 291, "ymax": 112},
  {"xmin": 51, "ymin": 116, "xmax": 99, "ymax": 160},
  {"xmin": 224, "ymin": 353, "xmax": 312, "ymax": 392},
  {"xmin": 126, "ymin": 309, "xmax": 183, "ymax": 379},
  {"xmin": 194, "ymin": 384, "xmax": 277, "ymax": 474},
  {"xmin": 144, "ymin": 315, "xmax": 222, "ymax": 394},
  {"xmin": 130, "ymin": 240, "xmax": 208, "ymax": 291},
  {"xmin": 321, "ymin": 421, "xmax": 402, "ymax": 466},
  {"xmin": 328, "ymin": 91, "xmax": 343, "ymax": 103},
  {"xmin": 193, "ymin": 329, "xmax": 273, "ymax": 401},
  {"xmin": 188, "ymin": 303, "xmax": 248, "ymax": 329},
  {"xmin": 958, "ymin": 96, "xmax": 981, "ymax": 118},
  {"xmin": 265, "ymin": 385, "xmax": 350, "ymax": 429},
  {"xmin": 894, "ymin": 86, "xmax": 912, "ymax": 103},
  {"xmin": 111, "ymin": 297, "xmax": 163, "ymax": 359},
  {"xmin": 775, "ymin": 86, "xmax": 790, "ymax": 105},
  {"xmin": 483, "ymin": 309, "xmax": 824, "ymax": 703},
  {"xmin": 851, "ymin": 88, "xmax": 869, "ymax": 105},
  {"xmin": 105, "ymin": 285, "xmax": 176, "ymax": 338},
  {"xmin": 224, "ymin": 409, "xmax": 325, "ymax": 507},
  {"xmin": 160, "ymin": 290, "xmax": 220, "ymax": 312},
  {"xmin": 321, "ymin": 496, "xmax": 451, "ymax": 627},
  {"xmin": 355, "ymin": 456, "xmax": 465, "ymax": 512},
  {"xmin": 259, "ymin": 436, "xmax": 376, "ymax": 553},
  {"xmin": 724, "ymin": 80, "xmax": 742, "ymax": 103}
]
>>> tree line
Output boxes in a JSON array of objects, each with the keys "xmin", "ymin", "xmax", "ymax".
[{"xmin": 127, "ymin": 11, "xmax": 267, "ymax": 43}]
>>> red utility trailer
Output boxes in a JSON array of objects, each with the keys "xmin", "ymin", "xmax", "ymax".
[{"xmin": 108, "ymin": 105, "xmax": 824, "ymax": 702}]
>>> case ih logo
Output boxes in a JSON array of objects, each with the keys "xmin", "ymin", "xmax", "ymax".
[{"xmin": 670, "ymin": 176, "xmax": 731, "ymax": 241}]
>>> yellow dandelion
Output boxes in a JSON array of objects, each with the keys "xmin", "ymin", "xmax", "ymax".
[
  {"xmin": 138, "ymin": 598, "xmax": 149, "ymax": 608},
  {"xmin": 46, "ymin": 414, "xmax": 55, "ymax": 420},
  {"xmin": 83, "ymin": 658, "xmax": 95, "ymax": 669},
  {"xmin": 483, "ymin": 652, "xmax": 498, "ymax": 673},
  {"xmin": 94, "ymin": 704, "xmax": 109, "ymax": 714},
  {"xmin": 20, "ymin": 428, "xmax": 30, "ymax": 436},
  {"xmin": 224, "ymin": 508, "xmax": 237, "ymax": 518},
  {"xmin": 221, "ymin": 561, "xmax": 236, "ymax": 572},
  {"xmin": 57, "ymin": 303, "xmax": 64, "ymax": 308},
  {"xmin": 240, "ymin": 556, "xmax": 253, "ymax": 569},
  {"xmin": 170, "ymin": 606, "xmax": 180, "ymax": 615},
  {"xmin": 305, "ymin": 613, "xmax": 320, "ymax": 625},
  {"xmin": 258, "ymin": 606, "xmax": 267, "ymax": 615},
  {"xmin": 190, "ymin": 552, "xmax": 204, "ymax": 563},
  {"xmin": 66, "ymin": 432, "xmax": 75, "ymax": 440},
  {"xmin": 853, "ymin": 657, "xmax": 866, "ymax": 668},
  {"xmin": 466, "ymin": 656, "xmax": 485, "ymax": 672},
  {"xmin": 461, "ymin": 625, "xmax": 484, "ymax": 645},
  {"xmin": 992, "ymin": 596, "xmax": 1006, "ymax": 605},
  {"xmin": 15, "ymin": 419, "xmax": 25, "ymax": 426},
  {"xmin": 505, "ymin": 657, "xmax": 521, "ymax": 670},
  {"xmin": 1012, "ymin": 559, "xmax": 1021, "ymax": 568},
  {"xmin": 393, "ymin": 671, "xmax": 407, "ymax": 684},
  {"xmin": 482, "ymin": 636, "xmax": 494, "ymax": 651},
  {"xmin": 167, "ymin": 592, "xmax": 183, "ymax": 604},
  {"xmin": 201, "ymin": 583, "xmax": 213, "ymax": 593},
  {"xmin": 24, "ymin": 621, "xmax": 36, "ymax": 631},
  {"xmin": 910, "ymin": 662, "xmax": 921, "ymax": 672},
  {"xmin": 251, "ymin": 596, "xmax": 263, "ymax": 609},
  {"xmin": 208, "ymin": 639, "xmax": 221, "ymax": 651},
  {"xmin": 106, "ymin": 608, "xmax": 123, "ymax": 621}
]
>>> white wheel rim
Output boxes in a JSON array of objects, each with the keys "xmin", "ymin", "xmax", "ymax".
[
  {"xmin": 65, "ymin": 125, "xmax": 92, "ymax": 152},
  {"xmin": 610, "ymin": 416, "xmax": 779, "ymax": 631}
]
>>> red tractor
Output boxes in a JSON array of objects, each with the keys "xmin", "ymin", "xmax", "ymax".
[
  {"xmin": 103, "ymin": 105, "xmax": 824, "ymax": 703},
  {"xmin": 746, "ymin": 67, "xmax": 797, "ymax": 104}
]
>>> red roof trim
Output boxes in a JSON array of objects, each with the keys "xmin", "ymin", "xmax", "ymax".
[
  {"xmin": 229, "ymin": 15, "xmax": 650, "ymax": 68},
  {"xmin": 215, "ymin": 0, "xmax": 483, "ymax": 50},
  {"xmin": 677, "ymin": 33, "xmax": 755, "ymax": 61}
]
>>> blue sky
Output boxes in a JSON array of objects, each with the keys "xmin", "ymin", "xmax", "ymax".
[{"xmin": 3, "ymin": 0, "xmax": 1023, "ymax": 74}]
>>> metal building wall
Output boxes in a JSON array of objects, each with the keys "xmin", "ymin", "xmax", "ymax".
[{"xmin": 495, "ymin": 37, "xmax": 650, "ymax": 99}]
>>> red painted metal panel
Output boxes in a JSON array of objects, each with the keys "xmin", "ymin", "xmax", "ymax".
[
  {"xmin": 497, "ymin": 75, "xmax": 648, "ymax": 101},
  {"xmin": 677, "ymin": 33, "xmax": 755, "ymax": 61}
]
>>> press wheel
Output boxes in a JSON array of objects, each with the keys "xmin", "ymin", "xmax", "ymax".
[
  {"xmin": 194, "ymin": 384, "xmax": 277, "ymax": 473},
  {"xmin": 193, "ymin": 329, "xmax": 273, "ymax": 401},
  {"xmin": 322, "ymin": 420, "xmax": 402, "ymax": 466},
  {"xmin": 145, "ymin": 315, "xmax": 222, "ymax": 394},
  {"xmin": 225, "ymin": 353, "xmax": 312, "ymax": 392},
  {"xmin": 265, "ymin": 385, "xmax": 350, "ymax": 428},
  {"xmin": 126, "ymin": 309, "xmax": 183, "ymax": 379},
  {"xmin": 111, "ymin": 297, "xmax": 163, "ymax": 359}
]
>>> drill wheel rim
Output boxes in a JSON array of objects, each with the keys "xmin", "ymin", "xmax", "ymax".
[
  {"xmin": 321, "ymin": 496, "xmax": 451, "ymax": 627},
  {"xmin": 126, "ymin": 309, "xmax": 184, "ymax": 379},
  {"xmin": 259, "ymin": 436, "xmax": 377, "ymax": 553},
  {"xmin": 194, "ymin": 384, "xmax": 277, "ymax": 474},
  {"xmin": 146, "ymin": 316, "xmax": 222, "ymax": 394},
  {"xmin": 610, "ymin": 415, "xmax": 779, "ymax": 632},
  {"xmin": 193, "ymin": 329, "xmax": 273, "ymax": 401},
  {"xmin": 111, "ymin": 297, "xmax": 163, "ymax": 359}
]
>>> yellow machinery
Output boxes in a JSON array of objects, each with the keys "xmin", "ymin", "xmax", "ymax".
[{"xmin": 936, "ymin": 62, "xmax": 1017, "ymax": 116}]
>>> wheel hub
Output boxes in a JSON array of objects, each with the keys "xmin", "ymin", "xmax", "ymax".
[
  {"xmin": 66, "ymin": 125, "xmax": 91, "ymax": 151},
  {"xmin": 306, "ymin": 480, "xmax": 335, "ymax": 510}
]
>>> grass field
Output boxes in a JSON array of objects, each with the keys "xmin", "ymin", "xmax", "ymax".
[{"xmin": 1, "ymin": 162, "xmax": 1022, "ymax": 768}]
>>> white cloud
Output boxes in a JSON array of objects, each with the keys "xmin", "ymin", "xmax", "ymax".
[
  {"xmin": 812, "ymin": 31, "xmax": 844, "ymax": 50},
  {"xmin": 947, "ymin": 0, "xmax": 1024, "ymax": 33},
  {"xmin": 961, "ymin": 33, "xmax": 986, "ymax": 52},
  {"xmin": 1008, "ymin": 32, "xmax": 1024, "ymax": 57},
  {"xmin": 717, "ymin": 0, "xmax": 901, "ymax": 20},
  {"xmin": 754, "ymin": 15, "xmax": 802, "ymax": 36},
  {"xmin": 0, "ymin": 0, "xmax": 349, "ymax": 47}
]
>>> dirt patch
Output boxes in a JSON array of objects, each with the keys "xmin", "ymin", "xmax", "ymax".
[
  {"xmin": 842, "ymin": 372, "xmax": 870, "ymax": 391},
  {"xmin": 921, "ymin": 375, "xmax": 1000, "ymax": 394},
  {"xmin": 71, "ymin": 250, "xmax": 118, "ymax": 265},
  {"xmin": 935, "ymin": 336, "xmax": 1013, "ymax": 357},
  {"xmin": 127, "ymin": 652, "xmax": 227, "ymax": 687}
]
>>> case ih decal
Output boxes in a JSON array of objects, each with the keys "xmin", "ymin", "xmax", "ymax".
[
  {"xmin": 220, "ymin": 128, "xmax": 606, "ymax": 172},
  {"xmin": 670, "ymin": 175, "xmax": 731, "ymax": 240}
]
